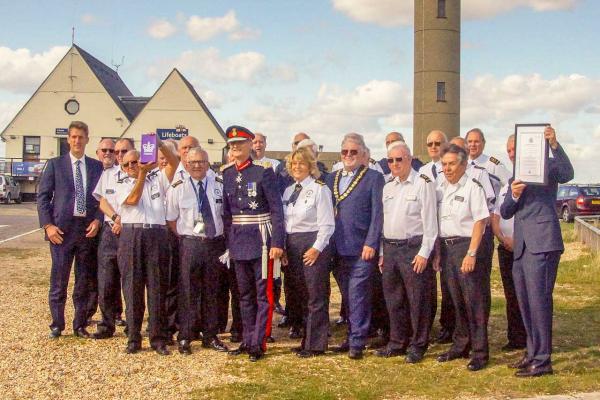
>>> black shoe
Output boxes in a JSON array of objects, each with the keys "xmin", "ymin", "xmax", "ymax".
[
  {"xmin": 249, "ymin": 351, "xmax": 264, "ymax": 362},
  {"xmin": 228, "ymin": 344, "xmax": 248, "ymax": 356},
  {"xmin": 230, "ymin": 332, "xmax": 242, "ymax": 343},
  {"xmin": 515, "ymin": 364, "xmax": 553, "ymax": 378},
  {"xmin": 437, "ymin": 350, "xmax": 470, "ymax": 362},
  {"xmin": 435, "ymin": 329, "xmax": 453, "ymax": 344},
  {"xmin": 165, "ymin": 336, "xmax": 176, "ymax": 346},
  {"xmin": 335, "ymin": 316, "xmax": 347, "ymax": 326},
  {"xmin": 289, "ymin": 327, "xmax": 302, "ymax": 339},
  {"xmin": 203, "ymin": 337, "xmax": 229, "ymax": 352},
  {"xmin": 405, "ymin": 351, "xmax": 424, "ymax": 364},
  {"xmin": 375, "ymin": 347, "xmax": 406, "ymax": 358},
  {"xmin": 115, "ymin": 317, "xmax": 127, "ymax": 327},
  {"xmin": 74, "ymin": 327, "xmax": 91, "ymax": 339},
  {"xmin": 274, "ymin": 303, "xmax": 286, "ymax": 315},
  {"xmin": 178, "ymin": 340, "xmax": 192, "ymax": 355},
  {"xmin": 510, "ymin": 355, "xmax": 532, "ymax": 369},
  {"xmin": 278, "ymin": 315, "xmax": 290, "ymax": 328},
  {"xmin": 501, "ymin": 342, "xmax": 526, "ymax": 352},
  {"xmin": 331, "ymin": 341, "xmax": 350, "ymax": 353},
  {"xmin": 266, "ymin": 336, "xmax": 275, "ymax": 343},
  {"xmin": 125, "ymin": 342, "xmax": 141, "ymax": 354},
  {"xmin": 92, "ymin": 330, "xmax": 113, "ymax": 340},
  {"xmin": 297, "ymin": 350, "xmax": 324, "ymax": 358},
  {"xmin": 369, "ymin": 334, "xmax": 389, "ymax": 349},
  {"xmin": 153, "ymin": 345, "xmax": 171, "ymax": 356},
  {"xmin": 348, "ymin": 348, "xmax": 363, "ymax": 360},
  {"xmin": 49, "ymin": 327, "xmax": 62, "ymax": 339},
  {"xmin": 467, "ymin": 359, "xmax": 488, "ymax": 371}
]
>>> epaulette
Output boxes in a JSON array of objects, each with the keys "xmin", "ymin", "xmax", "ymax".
[
  {"xmin": 369, "ymin": 158, "xmax": 377, "ymax": 165},
  {"xmin": 419, "ymin": 174, "xmax": 432, "ymax": 183},
  {"xmin": 253, "ymin": 160, "xmax": 272, "ymax": 169},
  {"xmin": 472, "ymin": 178, "xmax": 483, "ymax": 189},
  {"xmin": 474, "ymin": 165, "xmax": 485, "ymax": 170},
  {"xmin": 220, "ymin": 162, "xmax": 235, "ymax": 172},
  {"xmin": 215, "ymin": 176, "xmax": 223, "ymax": 184},
  {"xmin": 315, "ymin": 179, "xmax": 325, "ymax": 186},
  {"xmin": 386, "ymin": 177, "xmax": 395, "ymax": 184},
  {"xmin": 489, "ymin": 156, "xmax": 500, "ymax": 165},
  {"xmin": 117, "ymin": 177, "xmax": 127, "ymax": 184},
  {"xmin": 171, "ymin": 179, "xmax": 183, "ymax": 188}
]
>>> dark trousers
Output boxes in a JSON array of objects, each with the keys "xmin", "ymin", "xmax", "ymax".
[
  {"xmin": 286, "ymin": 232, "xmax": 331, "ymax": 351},
  {"xmin": 513, "ymin": 245, "xmax": 560, "ymax": 368},
  {"xmin": 216, "ymin": 262, "xmax": 243, "ymax": 334},
  {"xmin": 441, "ymin": 238, "xmax": 489, "ymax": 362},
  {"xmin": 234, "ymin": 257, "xmax": 274, "ymax": 354},
  {"xmin": 166, "ymin": 230, "xmax": 179, "ymax": 336},
  {"xmin": 478, "ymin": 227, "xmax": 494, "ymax": 313},
  {"xmin": 430, "ymin": 266, "xmax": 455, "ymax": 334},
  {"xmin": 86, "ymin": 252, "xmax": 99, "ymax": 322},
  {"xmin": 382, "ymin": 240, "xmax": 433, "ymax": 354},
  {"xmin": 497, "ymin": 245, "xmax": 526, "ymax": 347},
  {"xmin": 48, "ymin": 218, "xmax": 97, "ymax": 331},
  {"xmin": 96, "ymin": 224, "xmax": 124, "ymax": 334},
  {"xmin": 118, "ymin": 226, "xmax": 169, "ymax": 347},
  {"xmin": 177, "ymin": 236, "xmax": 225, "ymax": 341},
  {"xmin": 335, "ymin": 255, "xmax": 375, "ymax": 350},
  {"xmin": 370, "ymin": 267, "xmax": 389, "ymax": 334}
]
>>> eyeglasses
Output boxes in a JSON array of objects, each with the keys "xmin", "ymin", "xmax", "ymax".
[
  {"xmin": 386, "ymin": 157, "xmax": 403, "ymax": 164},
  {"xmin": 427, "ymin": 141, "xmax": 442, "ymax": 147},
  {"xmin": 341, "ymin": 149, "xmax": 359, "ymax": 156},
  {"xmin": 122, "ymin": 160, "xmax": 138, "ymax": 168},
  {"xmin": 115, "ymin": 149, "xmax": 130, "ymax": 155},
  {"xmin": 188, "ymin": 160, "xmax": 208, "ymax": 166},
  {"xmin": 100, "ymin": 148, "xmax": 115, "ymax": 154}
]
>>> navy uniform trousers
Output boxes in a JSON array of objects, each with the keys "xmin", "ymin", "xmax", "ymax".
[
  {"xmin": 497, "ymin": 244, "xmax": 527, "ymax": 347},
  {"xmin": 178, "ymin": 236, "xmax": 225, "ymax": 342},
  {"xmin": 216, "ymin": 260, "xmax": 243, "ymax": 335},
  {"xmin": 441, "ymin": 238, "xmax": 490, "ymax": 362},
  {"xmin": 382, "ymin": 238, "xmax": 433, "ymax": 354},
  {"xmin": 166, "ymin": 230, "xmax": 180, "ymax": 336},
  {"xmin": 513, "ymin": 245, "xmax": 560, "ymax": 368},
  {"xmin": 48, "ymin": 218, "xmax": 97, "ymax": 331},
  {"xmin": 286, "ymin": 232, "xmax": 331, "ymax": 352},
  {"xmin": 430, "ymin": 267, "xmax": 456, "ymax": 335},
  {"xmin": 118, "ymin": 226, "xmax": 169, "ymax": 347},
  {"xmin": 96, "ymin": 223, "xmax": 124, "ymax": 335}
]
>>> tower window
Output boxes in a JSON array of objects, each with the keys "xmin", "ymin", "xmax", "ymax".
[
  {"xmin": 437, "ymin": 0, "xmax": 446, "ymax": 18},
  {"xmin": 437, "ymin": 82, "xmax": 446, "ymax": 102}
]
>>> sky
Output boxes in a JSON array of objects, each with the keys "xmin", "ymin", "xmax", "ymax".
[{"xmin": 0, "ymin": 0, "xmax": 599, "ymax": 182}]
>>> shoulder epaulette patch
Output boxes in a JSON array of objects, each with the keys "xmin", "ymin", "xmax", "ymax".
[
  {"xmin": 420, "ymin": 174, "xmax": 432, "ymax": 183},
  {"xmin": 369, "ymin": 158, "xmax": 377, "ymax": 165},
  {"xmin": 215, "ymin": 176, "xmax": 223, "ymax": 183},
  {"xmin": 171, "ymin": 179, "xmax": 183, "ymax": 188},
  {"xmin": 220, "ymin": 162, "xmax": 234, "ymax": 172},
  {"xmin": 253, "ymin": 160, "xmax": 272, "ymax": 169},
  {"xmin": 474, "ymin": 165, "xmax": 485, "ymax": 170},
  {"xmin": 472, "ymin": 178, "xmax": 483, "ymax": 189},
  {"xmin": 315, "ymin": 179, "xmax": 325, "ymax": 186},
  {"xmin": 489, "ymin": 156, "xmax": 500, "ymax": 165}
]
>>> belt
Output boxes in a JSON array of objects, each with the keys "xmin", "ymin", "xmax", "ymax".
[
  {"xmin": 441, "ymin": 236, "xmax": 470, "ymax": 246},
  {"xmin": 383, "ymin": 235, "xmax": 422, "ymax": 246},
  {"xmin": 122, "ymin": 223, "xmax": 167, "ymax": 230},
  {"xmin": 180, "ymin": 234, "xmax": 225, "ymax": 242},
  {"xmin": 232, "ymin": 213, "xmax": 271, "ymax": 225}
]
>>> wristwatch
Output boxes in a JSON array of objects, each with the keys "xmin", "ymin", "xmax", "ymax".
[
  {"xmin": 111, "ymin": 213, "xmax": 119, "ymax": 222},
  {"xmin": 467, "ymin": 250, "xmax": 477, "ymax": 257}
]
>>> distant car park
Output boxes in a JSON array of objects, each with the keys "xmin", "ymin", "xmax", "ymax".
[
  {"xmin": 0, "ymin": 174, "xmax": 21, "ymax": 204},
  {"xmin": 556, "ymin": 184, "xmax": 600, "ymax": 222}
]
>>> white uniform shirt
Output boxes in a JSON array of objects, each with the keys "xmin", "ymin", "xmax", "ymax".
[
  {"xmin": 383, "ymin": 169, "xmax": 438, "ymax": 258},
  {"xmin": 174, "ymin": 161, "xmax": 216, "ymax": 182},
  {"xmin": 282, "ymin": 176, "xmax": 335, "ymax": 252},
  {"xmin": 469, "ymin": 153, "xmax": 512, "ymax": 194},
  {"xmin": 92, "ymin": 165, "xmax": 123, "ymax": 222},
  {"xmin": 115, "ymin": 168, "xmax": 170, "ymax": 225},
  {"xmin": 166, "ymin": 174, "xmax": 224, "ymax": 237},
  {"xmin": 419, "ymin": 160, "xmax": 443, "ymax": 181},
  {"xmin": 493, "ymin": 183, "xmax": 514, "ymax": 239},
  {"xmin": 437, "ymin": 174, "xmax": 490, "ymax": 238},
  {"xmin": 466, "ymin": 164, "xmax": 496, "ymax": 211},
  {"xmin": 70, "ymin": 153, "xmax": 87, "ymax": 217},
  {"xmin": 254, "ymin": 156, "xmax": 280, "ymax": 172}
]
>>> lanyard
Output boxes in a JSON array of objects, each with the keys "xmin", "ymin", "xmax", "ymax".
[{"xmin": 190, "ymin": 177, "xmax": 207, "ymax": 213}]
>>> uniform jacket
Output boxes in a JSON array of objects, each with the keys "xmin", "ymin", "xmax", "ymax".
[
  {"xmin": 326, "ymin": 165, "xmax": 384, "ymax": 257},
  {"xmin": 37, "ymin": 154, "xmax": 103, "ymax": 234},
  {"xmin": 500, "ymin": 144, "xmax": 574, "ymax": 258}
]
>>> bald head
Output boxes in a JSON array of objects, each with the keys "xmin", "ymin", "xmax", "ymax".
[
  {"xmin": 179, "ymin": 136, "xmax": 200, "ymax": 162},
  {"xmin": 385, "ymin": 132, "xmax": 405, "ymax": 147},
  {"xmin": 292, "ymin": 132, "xmax": 310, "ymax": 150},
  {"xmin": 426, "ymin": 130, "xmax": 448, "ymax": 161}
]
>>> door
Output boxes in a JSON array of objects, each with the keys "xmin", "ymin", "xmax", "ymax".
[{"xmin": 58, "ymin": 138, "xmax": 69, "ymax": 156}]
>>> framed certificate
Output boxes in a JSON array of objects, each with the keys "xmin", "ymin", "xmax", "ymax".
[{"xmin": 514, "ymin": 123, "xmax": 549, "ymax": 185}]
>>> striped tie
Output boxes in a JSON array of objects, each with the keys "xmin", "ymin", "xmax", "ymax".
[{"xmin": 75, "ymin": 160, "xmax": 86, "ymax": 215}]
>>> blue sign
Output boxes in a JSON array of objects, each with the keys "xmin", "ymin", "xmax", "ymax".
[
  {"xmin": 157, "ymin": 128, "xmax": 189, "ymax": 140},
  {"xmin": 55, "ymin": 128, "xmax": 68, "ymax": 135},
  {"xmin": 12, "ymin": 161, "xmax": 45, "ymax": 176}
]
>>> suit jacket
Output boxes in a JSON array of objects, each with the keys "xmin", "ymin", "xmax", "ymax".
[
  {"xmin": 326, "ymin": 165, "xmax": 384, "ymax": 257},
  {"xmin": 37, "ymin": 154, "xmax": 104, "ymax": 236},
  {"xmin": 500, "ymin": 144, "xmax": 574, "ymax": 259}
]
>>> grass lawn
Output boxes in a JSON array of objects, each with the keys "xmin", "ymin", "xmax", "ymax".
[{"xmin": 194, "ymin": 222, "xmax": 600, "ymax": 400}]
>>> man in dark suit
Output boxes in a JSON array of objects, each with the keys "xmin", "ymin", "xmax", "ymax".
[
  {"xmin": 501, "ymin": 126, "xmax": 574, "ymax": 377},
  {"xmin": 326, "ymin": 133, "xmax": 384, "ymax": 360},
  {"xmin": 38, "ymin": 121, "xmax": 104, "ymax": 339}
]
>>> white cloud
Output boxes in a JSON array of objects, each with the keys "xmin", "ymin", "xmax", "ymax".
[
  {"xmin": 186, "ymin": 10, "xmax": 260, "ymax": 42},
  {"xmin": 332, "ymin": 0, "xmax": 579, "ymax": 27},
  {"xmin": 80, "ymin": 13, "xmax": 97, "ymax": 25},
  {"xmin": 0, "ymin": 100, "xmax": 25, "ymax": 133},
  {"xmin": 147, "ymin": 19, "xmax": 177, "ymax": 39},
  {"xmin": 0, "ymin": 46, "xmax": 69, "ymax": 94}
]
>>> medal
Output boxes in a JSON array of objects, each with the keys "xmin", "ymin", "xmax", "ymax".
[
  {"xmin": 247, "ymin": 182, "xmax": 257, "ymax": 197},
  {"xmin": 249, "ymin": 200, "xmax": 259, "ymax": 210}
]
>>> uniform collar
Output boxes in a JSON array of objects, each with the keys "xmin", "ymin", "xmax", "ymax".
[
  {"xmin": 235, "ymin": 158, "xmax": 253, "ymax": 172},
  {"xmin": 392, "ymin": 168, "xmax": 417, "ymax": 185},
  {"xmin": 442, "ymin": 172, "xmax": 468, "ymax": 189},
  {"xmin": 191, "ymin": 176, "xmax": 208, "ymax": 186},
  {"xmin": 470, "ymin": 153, "xmax": 488, "ymax": 165},
  {"xmin": 296, "ymin": 175, "xmax": 314, "ymax": 187}
]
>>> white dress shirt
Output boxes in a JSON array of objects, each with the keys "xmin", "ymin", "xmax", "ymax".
[
  {"xmin": 166, "ymin": 174, "xmax": 224, "ymax": 237},
  {"xmin": 437, "ymin": 174, "xmax": 490, "ymax": 238},
  {"xmin": 92, "ymin": 165, "xmax": 123, "ymax": 222},
  {"xmin": 466, "ymin": 164, "xmax": 497, "ymax": 211},
  {"xmin": 115, "ymin": 168, "xmax": 170, "ymax": 225},
  {"xmin": 383, "ymin": 169, "xmax": 438, "ymax": 258},
  {"xmin": 70, "ymin": 153, "xmax": 87, "ymax": 216},
  {"xmin": 282, "ymin": 176, "xmax": 335, "ymax": 252},
  {"xmin": 494, "ymin": 183, "xmax": 514, "ymax": 239}
]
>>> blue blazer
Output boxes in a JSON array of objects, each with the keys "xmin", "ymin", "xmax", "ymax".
[
  {"xmin": 500, "ymin": 144, "xmax": 574, "ymax": 259},
  {"xmin": 326, "ymin": 166, "xmax": 384, "ymax": 257},
  {"xmin": 37, "ymin": 154, "xmax": 104, "ymax": 235}
]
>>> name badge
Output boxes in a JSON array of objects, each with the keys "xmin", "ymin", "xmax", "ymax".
[
  {"xmin": 105, "ymin": 189, "xmax": 115, "ymax": 194},
  {"xmin": 454, "ymin": 195, "xmax": 464, "ymax": 202},
  {"xmin": 215, "ymin": 198, "xmax": 223, "ymax": 204},
  {"xmin": 151, "ymin": 192, "xmax": 160, "ymax": 200},
  {"xmin": 406, "ymin": 195, "xmax": 417, "ymax": 201}
]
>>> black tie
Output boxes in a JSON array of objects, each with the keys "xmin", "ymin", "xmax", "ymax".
[
  {"xmin": 198, "ymin": 182, "xmax": 216, "ymax": 239},
  {"xmin": 432, "ymin": 164, "xmax": 438, "ymax": 179},
  {"xmin": 288, "ymin": 183, "xmax": 302, "ymax": 206}
]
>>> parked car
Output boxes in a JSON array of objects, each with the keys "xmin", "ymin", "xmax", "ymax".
[
  {"xmin": 0, "ymin": 174, "xmax": 21, "ymax": 204},
  {"xmin": 556, "ymin": 184, "xmax": 600, "ymax": 222}
]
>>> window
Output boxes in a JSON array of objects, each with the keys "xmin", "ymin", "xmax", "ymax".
[
  {"xmin": 59, "ymin": 138, "xmax": 69, "ymax": 156},
  {"xmin": 568, "ymin": 188, "xmax": 579, "ymax": 197},
  {"xmin": 23, "ymin": 136, "xmax": 40, "ymax": 161},
  {"xmin": 437, "ymin": 0, "xmax": 446, "ymax": 18},
  {"xmin": 437, "ymin": 82, "xmax": 446, "ymax": 102},
  {"xmin": 557, "ymin": 187, "xmax": 568, "ymax": 198},
  {"xmin": 582, "ymin": 187, "xmax": 600, "ymax": 196}
]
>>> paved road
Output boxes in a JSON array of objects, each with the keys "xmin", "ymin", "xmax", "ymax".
[{"xmin": 0, "ymin": 203, "xmax": 44, "ymax": 248}]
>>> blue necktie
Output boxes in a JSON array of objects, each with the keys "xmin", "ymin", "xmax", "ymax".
[
  {"xmin": 75, "ymin": 160, "xmax": 86, "ymax": 215},
  {"xmin": 432, "ymin": 164, "xmax": 438, "ymax": 179},
  {"xmin": 288, "ymin": 183, "xmax": 302, "ymax": 206},
  {"xmin": 198, "ymin": 181, "xmax": 216, "ymax": 239}
]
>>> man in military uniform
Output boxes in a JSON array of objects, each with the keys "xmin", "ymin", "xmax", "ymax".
[{"xmin": 222, "ymin": 125, "xmax": 285, "ymax": 362}]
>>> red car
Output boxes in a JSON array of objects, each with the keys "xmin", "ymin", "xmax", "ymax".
[{"xmin": 556, "ymin": 184, "xmax": 600, "ymax": 222}]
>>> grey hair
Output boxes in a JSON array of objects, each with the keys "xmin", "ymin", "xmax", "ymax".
[
  {"xmin": 187, "ymin": 146, "xmax": 209, "ymax": 161},
  {"xmin": 386, "ymin": 131, "xmax": 405, "ymax": 143},
  {"xmin": 160, "ymin": 140, "xmax": 178, "ymax": 156},
  {"xmin": 124, "ymin": 149, "xmax": 140, "ymax": 159},
  {"xmin": 297, "ymin": 138, "xmax": 318, "ymax": 155},
  {"xmin": 387, "ymin": 140, "xmax": 411, "ymax": 156},
  {"xmin": 465, "ymin": 128, "xmax": 486, "ymax": 143},
  {"xmin": 441, "ymin": 144, "xmax": 467, "ymax": 164},
  {"xmin": 98, "ymin": 138, "xmax": 115, "ymax": 146},
  {"xmin": 341, "ymin": 133, "xmax": 367, "ymax": 152},
  {"xmin": 428, "ymin": 130, "xmax": 448, "ymax": 142},
  {"xmin": 116, "ymin": 138, "xmax": 135, "ymax": 149},
  {"xmin": 507, "ymin": 134, "xmax": 515, "ymax": 143}
]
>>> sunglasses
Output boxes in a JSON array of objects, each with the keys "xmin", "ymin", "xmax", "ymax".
[
  {"xmin": 115, "ymin": 149, "xmax": 130, "ymax": 155},
  {"xmin": 427, "ymin": 141, "xmax": 442, "ymax": 147},
  {"xmin": 386, "ymin": 157, "xmax": 403, "ymax": 164},
  {"xmin": 100, "ymin": 148, "xmax": 115, "ymax": 154},
  {"xmin": 122, "ymin": 160, "xmax": 139, "ymax": 168},
  {"xmin": 341, "ymin": 149, "xmax": 359, "ymax": 156}
]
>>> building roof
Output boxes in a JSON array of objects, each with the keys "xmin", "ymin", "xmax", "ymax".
[{"xmin": 118, "ymin": 96, "xmax": 150, "ymax": 120}]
